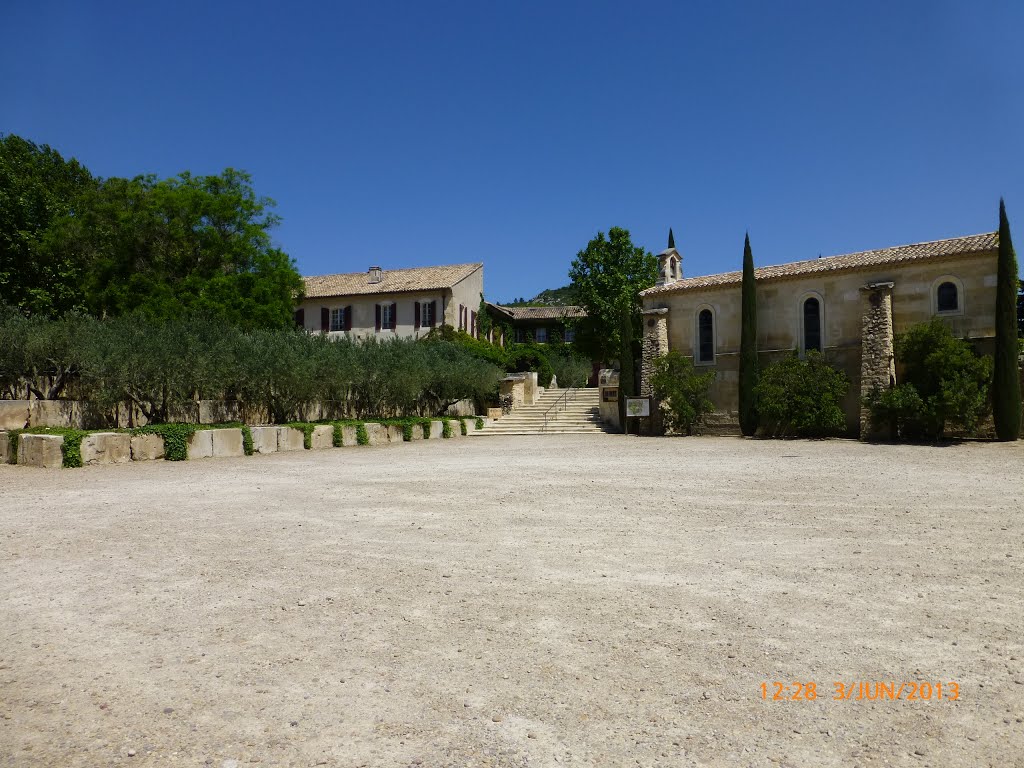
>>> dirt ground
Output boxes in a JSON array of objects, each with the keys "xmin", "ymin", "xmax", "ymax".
[{"xmin": 1, "ymin": 435, "xmax": 1022, "ymax": 768}]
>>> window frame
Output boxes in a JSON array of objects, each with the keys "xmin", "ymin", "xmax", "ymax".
[
  {"xmin": 694, "ymin": 305, "xmax": 716, "ymax": 365},
  {"xmin": 931, "ymin": 275, "xmax": 964, "ymax": 317},
  {"xmin": 329, "ymin": 307, "xmax": 345, "ymax": 332},
  {"xmin": 535, "ymin": 326, "xmax": 548, "ymax": 343},
  {"xmin": 798, "ymin": 291, "xmax": 825, "ymax": 357}
]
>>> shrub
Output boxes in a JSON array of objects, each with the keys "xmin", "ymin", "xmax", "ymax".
[
  {"xmin": 755, "ymin": 351, "xmax": 849, "ymax": 437},
  {"xmin": 865, "ymin": 319, "xmax": 992, "ymax": 440},
  {"xmin": 649, "ymin": 352, "xmax": 716, "ymax": 435}
]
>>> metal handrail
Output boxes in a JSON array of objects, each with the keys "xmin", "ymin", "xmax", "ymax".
[{"xmin": 542, "ymin": 387, "xmax": 578, "ymax": 432}]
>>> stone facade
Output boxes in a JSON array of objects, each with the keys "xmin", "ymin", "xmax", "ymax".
[
  {"xmin": 858, "ymin": 283, "xmax": 896, "ymax": 439},
  {"xmin": 639, "ymin": 233, "xmax": 999, "ymax": 436}
]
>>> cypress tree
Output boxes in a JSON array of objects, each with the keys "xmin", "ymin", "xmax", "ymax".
[
  {"xmin": 993, "ymin": 199, "xmax": 1021, "ymax": 440},
  {"xmin": 739, "ymin": 233, "xmax": 759, "ymax": 436},
  {"xmin": 668, "ymin": 228, "xmax": 675, "ymax": 250}
]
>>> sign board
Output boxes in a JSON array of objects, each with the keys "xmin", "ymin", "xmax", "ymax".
[
  {"xmin": 602, "ymin": 387, "xmax": 619, "ymax": 403},
  {"xmin": 625, "ymin": 397, "xmax": 650, "ymax": 418}
]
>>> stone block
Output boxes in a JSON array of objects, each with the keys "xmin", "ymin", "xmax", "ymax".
[
  {"xmin": 250, "ymin": 426, "xmax": 278, "ymax": 454},
  {"xmin": 211, "ymin": 428, "xmax": 244, "ymax": 457},
  {"xmin": 277, "ymin": 426, "xmax": 306, "ymax": 452},
  {"xmin": 428, "ymin": 420, "xmax": 445, "ymax": 439},
  {"xmin": 363, "ymin": 422, "xmax": 388, "ymax": 446},
  {"xmin": 17, "ymin": 434, "xmax": 64, "ymax": 468},
  {"xmin": 310, "ymin": 425, "xmax": 334, "ymax": 449},
  {"xmin": 28, "ymin": 400, "xmax": 82, "ymax": 428},
  {"xmin": 486, "ymin": 407, "xmax": 502, "ymax": 420},
  {"xmin": 461, "ymin": 418, "xmax": 477, "ymax": 434},
  {"xmin": 0, "ymin": 401, "xmax": 31, "ymax": 431},
  {"xmin": 187, "ymin": 429, "xmax": 214, "ymax": 459},
  {"xmin": 385, "ymin": 424, "xmax": 404, "ymax": 443},
  {"xmin": 339, "ymin": 425, "xmax": 358, "ymax": 447},
  {"xmin": 0, "ymin": 432, "xmax": 10, "ymax": 464},
  {"xmin": 446, "ymin": 419, "xmax": 462, "ymax": 438},
  {"xmin": 407, "ymin": 423, "xmax": 424, "ymax": 440},
  {"xmin": 130, "ymin": 434, "xmax": 164, "ymax": 461},
  {"xmin": 81, "ymin": 432, "xmax": 131, "ymax": 465}
]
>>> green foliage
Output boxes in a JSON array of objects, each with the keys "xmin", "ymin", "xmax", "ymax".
[
  {"xmin": 356, "ymin": 423, "xmax": 369, "ymax": 446},
  {"xmin": 475, "ymin": 417, "xmax": 484, "ymax": 430},
  {"xmin": 755, "ymin": 351, "xmax": 850, "ymax": 437},
  {"xmin": 460, "ymin": 419, "xmax": 468, "ymax": 436},
  {"xmin": 442, "ymin": 419, "xmax": 453, "ymax": 438},
  {"xmin": 332, "ymin": 422, "xmax": 344, "ymax": 447},
  {"xmin": 286, "ymin": 422, "xmax": 316, "ymax": 449},
  {"xmin": 8, "ymin": 431, "xmax": 18, "ymax": 463},
  {"xmin": 739, "ymin": 233, "xmax": 759, "ymax": 436},
  {"xmin": 993, "ymin": 200, "xmax": 1021, "ymax": 440},
  {"xmin": 0, "ymin": 134, "xmax": 97, "ymax": 316},
  {"xmin": 422, "ymin": 421, "xmax": 432, "ymax": 439},
  {"xmin": 505, "ymin": 285, "xmax": 581, "ymax": 307},
  {"xmin": 568, "ymin": 227, "xmax": 657, "ymax": 364},
  {"xmin": 131, "ymin": 423, "xmax": 198, "ymax": 461},
  {"xmin": 476, "ymin": 294, "xmax": 493, "ymax": 338},
  {"xmin": 649, "ymin": 352, "xmax": 716, "ymax": 435},
  {"xmin": 545, "ymin": 346, "xmax": 591, "ymax": 388},
  {"xmin": 241, "ymin": 425, "xmax": 254, "ymax": 456},
  {"xmin": 865, "ymin": 319, "xmax": 993, "ymax": 440}
]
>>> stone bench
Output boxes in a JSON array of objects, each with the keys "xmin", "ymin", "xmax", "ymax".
[
  {"xmin": 81, "ymin": 432, "xmax": 131, "ymax": 465},
  {"xmin": 17, "ymin": 434, "xmax": 65, "ymax": 468}
]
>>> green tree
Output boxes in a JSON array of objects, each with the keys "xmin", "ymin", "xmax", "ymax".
[
  {"xmin": 649, "ymin": 351, "xmax": 715, "ymax": 435},
  {"xmin": 0, "ymin": 134, "xmax": 96, "ymax": 316},
  {"xmin": 755, "ymin": 351, "xmax": 850, "ymax": 437},
  {"xmin": 738, "ymin": 233, "xmax": 759, "ymax": 436},
  {"xmin": 568, "ymin": 227, "xmax": 657, "ymax": 364},
  {"xmin": 993, "ymin": 199, "xmax": 1021, "ymax": 440},
  {"xmin": 46, "ymin": 169, "xmax": 303, "ymax": 328},
  {"xmin": 866, "ymin": 319, "xmax": 993, "ymax": 440}
]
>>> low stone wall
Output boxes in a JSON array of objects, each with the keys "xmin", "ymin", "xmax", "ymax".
[{"xmin": 0, "ymin": 419, "xmax": 481, "ymax": 469}]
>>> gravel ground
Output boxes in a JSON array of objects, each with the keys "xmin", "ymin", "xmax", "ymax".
[{"xmin": 1, "ymin": 435, "xmax": 1022, "ymax": 768}]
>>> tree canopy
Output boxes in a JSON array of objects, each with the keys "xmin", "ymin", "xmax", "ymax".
[
  {"xmin": 567, "ymin": 227, "xmax": 657, "ymax": 363},
  {"xmin": 0, "ymin": 134, "xmax": 303, "ymax": 328}
]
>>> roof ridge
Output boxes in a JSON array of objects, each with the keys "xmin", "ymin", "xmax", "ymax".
[{"xmin": 304, "ymin": 262, "xmax": 482, "ymax": 281}]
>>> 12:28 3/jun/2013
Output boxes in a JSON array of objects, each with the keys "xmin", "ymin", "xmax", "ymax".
[{"xmin": 760, "ymin": 681, "xmax": 960, "ymax": 702}]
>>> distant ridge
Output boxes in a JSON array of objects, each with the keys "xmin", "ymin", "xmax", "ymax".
[{"xmin": 503, "ymin": 284, "xmax": 579, "ymax": 307}]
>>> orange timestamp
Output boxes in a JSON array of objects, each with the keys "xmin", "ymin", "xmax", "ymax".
[{"xmin": 760, "ymin": 681, "xmax": 960, "ymax": 702}]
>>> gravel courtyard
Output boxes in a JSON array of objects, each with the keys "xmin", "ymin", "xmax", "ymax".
[{"xmin": 1, "ymin": 435, "xmax": 1022, "ymax": 768}]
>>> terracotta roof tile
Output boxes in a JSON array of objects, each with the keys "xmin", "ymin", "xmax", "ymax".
[
  {"xmin": 303, "ymin": 263, "xmax": 483, "ymax": 299},
  {"xmin": 488, "ymin": 304, "xmax": 587, "ymax": 320},
  {"xmin": 640, "ymin": 232, "xmax": 998, "ymax": 296}
]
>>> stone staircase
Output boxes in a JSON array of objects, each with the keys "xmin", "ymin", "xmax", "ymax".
[{"xmin": 473, "ymin": 388, "xmax": 608, "ymax": 436}]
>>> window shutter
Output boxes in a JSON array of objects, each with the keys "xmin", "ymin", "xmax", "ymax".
[
  {"xmin": 391, "ymin": 303, "xmax": 397, "ymax": 330},
  {"xmin": 321, "ymin": 307, "xmax": 329, "ymax": 332},
  {"xmin": 375, "ymin": 304, "xmax": 381, "ymax": 331},
  {"xmin": 344, "ymin": 305, "xmax": 352, "ymax": 331},
  {"xmin": 470, "ymin": 311, "xmax": 476, "ymax": 337},
  {"xmin": 414, "ymin": 301, "xmax": 421, "ymax": 329},
  {"xmin": 429, "ymin": 300, "xmax": 437, "ymax": 327},
  {"xmin": 294, "ymin": 308, "xmax": 305, "ymax": 328}
]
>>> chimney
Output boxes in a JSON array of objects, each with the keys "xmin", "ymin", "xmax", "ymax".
[{"xmin": 368, "ymin": 266, "xmax": 382, "ymax": 284}]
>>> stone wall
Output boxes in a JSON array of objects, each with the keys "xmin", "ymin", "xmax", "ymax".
[{"xmin": 859, "ymin": 283, "xmax": 896, "ymax": 440}]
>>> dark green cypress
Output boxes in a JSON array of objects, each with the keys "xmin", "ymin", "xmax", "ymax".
[
  {"xmin": 739, "ymin": 232, "xmax": 759, "ymax": 436},
  {"xmin": 668, "ymin": 228, "xmax": 675, "ymax": 250},
  {"xmin": 993, "ymin": 199, "xmax": 1021, "ymax": 440}
]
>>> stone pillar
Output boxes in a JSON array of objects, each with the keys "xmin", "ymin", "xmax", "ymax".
[
  {"xmin": 640, "ymin": 308, "xmax": 670, "ymax": 435},
  {"xmin": 859, "ymin": 282, "xmax": 896, "ymax": 440}
]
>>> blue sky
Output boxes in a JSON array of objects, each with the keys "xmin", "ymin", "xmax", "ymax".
[{"xmin": 4, "ymin": 1, "xmax": 1022, "ymax": 302}]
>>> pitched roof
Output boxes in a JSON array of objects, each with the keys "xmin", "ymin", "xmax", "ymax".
[
  {"xmin": 640, "ymin": 232, "xmax": 998, "ymax": 296},
  {"xmin": 487, "ymin": 303, "xmax": 587, "ymax": 321},
  {"xmin": 303, "ymin": 263, "xmax": 482, "ymax": 299}
]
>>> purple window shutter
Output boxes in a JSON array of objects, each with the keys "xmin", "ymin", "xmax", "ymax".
[
  {"xmin": 429, "ymin": 300, "xmax": 437, "ymax": 327},
  {"xmin": 294, "ymin": 308, "xmax": 305, "ymax": 328},
  {"xmin": 375, "ymin": 304, "xmax": 381, "ymax": 331},
  {"xmin": 391, "ymin": 303, "xmax": 397, "ymax": 329},
  {"xmin": 344, "ymin": 306, "xmax": 352, "ymax": 331},
  {"xmin": 321, "ymin": 307, "xmax": 329, "ymax": 332},
  {"xmin": 414, "ymin": 301, "xmax": 421, "ymax": 329}
]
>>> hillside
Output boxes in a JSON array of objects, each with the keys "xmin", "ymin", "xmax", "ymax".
[{"xmin": 503, "ymin": 284, "xmax": 580, "ymax": 307}]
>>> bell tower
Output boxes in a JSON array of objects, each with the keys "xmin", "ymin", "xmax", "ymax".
[{"xmin": 656, "ymin": 228, "xmax": 681, "ymax": 287}]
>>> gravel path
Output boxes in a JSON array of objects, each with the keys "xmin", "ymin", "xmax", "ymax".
[{"xmin": 1, "ymin": 435, "xmax": 1022, "ymax": 767}]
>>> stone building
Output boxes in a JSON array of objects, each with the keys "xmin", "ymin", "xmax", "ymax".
[
  {"xmin": 296, "ymin": 263, "xmax": 484, "ymax": 340},
  {"xmin": 484, "ymin": 303, "xmax": 587, "ymax": 345},
  {"xmin": 639, "ymin": 232, "xmax": 1000, "ymax": 436}
]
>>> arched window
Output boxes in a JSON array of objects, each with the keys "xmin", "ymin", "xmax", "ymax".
[
  {"xmin": 803, "ymin": 297, "xmax": 821, "ymax": 353},
  {"xmin": 937, "ymin": 281, "xmax": 958, "ymax": 313},
  {"xmin": 697, "ymin": 308, "xmax": 714, "ymax": 363}
]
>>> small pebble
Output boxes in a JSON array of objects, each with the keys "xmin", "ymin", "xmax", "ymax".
[
  {"xmin": 492, "ymin": 715, "xmax": 503, "ymax": 723},
  {"xmin": 127, "ymin": 749, "xmax": 136, "ymax": 757}
]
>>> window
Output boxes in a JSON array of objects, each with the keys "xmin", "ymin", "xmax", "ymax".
[
  {"xmin": 937, "ymin": 281, "xmax": 958, "ymax": 313},
  {"xmin": 381, "ymin": 304, "xmax": 394, "ymax": 330},
  {"xmin": 803, "ymin": 297, "xmax": 822, "ymax": 353},
  {"xmin": 535, "ymin": 326, "xmax": 548, "ymax": 343},
  {"xmin": 515, "ymin": 328, "xmax": 526, "ymax": 343},
  {"xmin": 697, "ymin": 308, "xmax": 714, "ymax": 363},
  {"xmin": 421, "ymin": 301, "xmax": 435, "ymax": 328},
  {"xmin": 564, "ymin": 327, "xmax": 575, "ymax": 343},
  {"xmin": 330, "ymin": 307, "xmax": 345, "ymax": 332}
]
